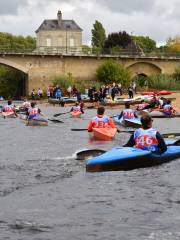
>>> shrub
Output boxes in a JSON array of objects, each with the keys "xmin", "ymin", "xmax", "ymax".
[
  {"xmin": 148, "ymin": 74, "xmax": 180, "ymax": 90},
  {"xmin": 52, "ymin": 73, "xmax": 104, "ymax": 94},
  {"xmin": 96, "ymin": 59, "xmax": 132, "ymax": 86}
]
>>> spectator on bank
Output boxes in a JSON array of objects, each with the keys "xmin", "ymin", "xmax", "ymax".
[
  {"xmin": 31, "ymin": 89, "xmax": 36, "ymax": 100},
  {"xmin": 111, "ymin": 86, "xmax": 116, "ymax": 101},
  {"xmin": 47, "ymin": 88, "xmax": 51, "ymax": 99},
  {"xmin": 38, "ymin": 88, "xmax": 43, "ymax": 99},
  {"xmin": 67, "ymin": 86, "xmax": 72, "ymax": 98},
  {"xmin": 55, "ymin": 88, "xmax": 61, "ymax": 99},
  {"xmin": 76, "ymin": 91, "xmax": 82, "ymax": 102},
  {"xmin": 132, "ymin": 81, "xmax": 137, "ymax": 94},
  {"xmin": 88, "ymin": 87, "xmax": 94, "ymax": 102},
  {"xmin": 128, "ymin": 85, "xmax": 134, "ymax": 99},
  {"xmin": 118, "ymin": 83, "xmax": 122, "ymax": 95},
  {"xmin": 72, "ymin": 85, "xmax": 78, "ymax": 96}
]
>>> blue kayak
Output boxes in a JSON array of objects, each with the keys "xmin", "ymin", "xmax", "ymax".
[
  {"xmin": 113, "ymin": 116, "xmax": 141, "ymax": 128},
  {"xmin": 86, "ymin": 145, "xmax": 180, "ymax": 172}
]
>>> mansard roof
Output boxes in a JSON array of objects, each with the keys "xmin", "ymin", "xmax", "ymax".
[{"xmin": 35, "ymin": 19, "xmax": 82, "ymax": 33}]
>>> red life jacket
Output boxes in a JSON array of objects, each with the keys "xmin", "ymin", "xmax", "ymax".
[
  {"xmin": 28, "ymin": 107, "xmax": 39, "ymax": 116},
  {"xmin": 3, "ymin": 105, "xmax": 14, "ymax": 113},
  {"xmin": 122, "ymin": 109, "xmax": 135, "ymax": 119},
  {"xmin": 72, "ymin": 106, "xmax": 81, "ymax": 112},
  {"xmin": 137, "ymin": 103, "xmax": 148, "ymax": 110},
  {"xmin": 134, "ymin": 128, "xmax": 158, "ymax": 152},
  {"xmin": 92, "ymin": 115, "xmax": 110, "ymax": 128},
  {"xmin": 163, "ymin": 104, "xmax": 172, "ymax": 114}
]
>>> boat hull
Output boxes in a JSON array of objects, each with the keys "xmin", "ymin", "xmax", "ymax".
[
  {"xmin": 86, "ymin": 146, "xmax": 180, "ymax": 172},
  {"xmin": 2, "ymin": 112, "xmax": 16, "ymax": 118},
  {"xmin": 70, "ymin": 110, "xmax": 82, "ymax": 118},
  {"xmin": 113, "ymin": 116, "xmax": 141, "ymax": 128},
  {"xmin": 26, "ymin": 119, "xmax": 48, "ymax": 126},
  {"xmin": 92, "ymin": 128, "xmax": 117, "ymax": 141}
]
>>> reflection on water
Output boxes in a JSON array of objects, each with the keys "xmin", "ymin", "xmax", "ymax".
[{"xmin": 0, "ymin": 105, "xmax": 180, "ymax": 240}]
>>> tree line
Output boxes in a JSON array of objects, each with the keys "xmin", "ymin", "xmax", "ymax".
[{"xmin": 90, "ymin": 20, "xmax": 180, "ymax": 55}]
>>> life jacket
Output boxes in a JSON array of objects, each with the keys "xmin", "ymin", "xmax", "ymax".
[
  {"xmin": 23, "ymin": 101, "xmax": 31, "ymax": 109},
  {"xmin": 163, "ymin": 104, "xmax": 172, "ymax": 114},
  {"xmin": 137, "ymin": 103, "xmax": 148, "ymax": 110},
  {"xmin": 92, "ymin": 115, "xmax": 110, "ymax": 128},
  {"xmin": 72, "ymin": 106, "xmax": 81, "ymax": 112},
  {"xmin": 3, "ymin": 104, "xmax": 14, "ymax": 113},
  {"xmin": 28, "ymin": 107, "xmax": 39, "ymax": 117},
  {"xmin": 122, "ymin": 109, "xmax": 135, "ymax": 119},
  {"xmin": 134, "ymin": 128, "xmax": 158, "ymax": 152}
]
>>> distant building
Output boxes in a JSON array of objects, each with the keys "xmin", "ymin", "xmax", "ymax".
[{"xmin": 35, "ymin": 11, "xmax": 83, "ymax": 54}]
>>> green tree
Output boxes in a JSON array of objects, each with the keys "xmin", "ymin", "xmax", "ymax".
[
  {"xmin": 133, "ymin": 36, "xmax": 156, "ymax": 53},
  {"xmin": 104, "ymin": 31, "xmax": 132, "ymax": 51},
  {"xmin": 0, "ymin": 66, "xmax": 25, "ymax": 98},
  {"xmin": 91, "ymin": 20, "xmax": 106, "ymax": 51},
  {"xmin": 96, "ymin": 59, "xmax": 132, "ymax": 86},
  {"xmin": 0, "ymin": 32, "xmax": 36, "ymax": 51}
]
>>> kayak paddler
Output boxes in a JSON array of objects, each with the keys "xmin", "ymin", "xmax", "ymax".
[
  {"xmin": 2, "ymin": 100, "xmax": 18, "ymax": 117},
  {"xmin": 161, "ymin": 100, "xmax": 176, "ymax": 116},
  {"xmin": 88, "ymin": 106, "xmax": 116, "ymax": 132},
  {"xmin": 118, "ymin": 103, "xmax": 138, "ymax": 120},
  {"xmin": 124, "ymin": 115, "xmax": 167, "ymax": 153},
  {"xmin": 70, "ymin": 102, "xmax": 84, "ymax": 114},
  {"xmin": 27, "ymin": 102, "xmax": 41, "ymax": 120}
]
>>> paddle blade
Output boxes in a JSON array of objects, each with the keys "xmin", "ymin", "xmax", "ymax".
[
  {"xmin": 76, "ymin": 149, "xmax": 106, "ymax": 160},
  {"xmin": 162, "ymin": 133, "xmax": 180, "ymax": 138},
  {"xmin": 71, "ymin": 128, "xmax": 88, "ymax": 131},
  {"xmin": 53, "ymin": 111, "xmax": 69, "ymax": 117},
  {"xmin": 48, "ymin": 119, "xmax": 64, "ymax": 123}
]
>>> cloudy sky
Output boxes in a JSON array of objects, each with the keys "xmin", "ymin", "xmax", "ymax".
[{"xmin": 0, "ymin": 0, "xmax": 179, "ymax": 46}]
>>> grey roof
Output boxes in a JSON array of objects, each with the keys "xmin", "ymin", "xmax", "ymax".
[{"xmin": 35, "ymin": 19, "xmax": 82, "ymax": 33}]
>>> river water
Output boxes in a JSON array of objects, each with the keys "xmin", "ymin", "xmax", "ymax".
[{"xmin": 0, "ymin": 104, "xmax": 180, "ymax": 240}]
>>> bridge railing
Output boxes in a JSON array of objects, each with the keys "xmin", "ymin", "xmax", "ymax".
[{"xmin": 0, "ymin": 46, "xmax": 180, "ymax": 58}]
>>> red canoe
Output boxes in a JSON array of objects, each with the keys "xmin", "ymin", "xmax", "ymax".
[
  {"xmin": 2, "ymin": 112, "xmax": 16, "ymax": 118},
  {"xmin": 92, "ymin": 128, "xmax": 117, "ymax": 141},
  {"xmin": 141, "ymin": 91, "xmax": 155, "ymax": 95},
  {"xmin": 142, "ymin": 90, "xmax": 172, "ymax": 96},
  {"xmin": 70, "ymin": 110, "xmax": 82, "ymax": 118},
  {"xmin": 156, "ymin": 90, "xmax": 172, "ymax": 95}
]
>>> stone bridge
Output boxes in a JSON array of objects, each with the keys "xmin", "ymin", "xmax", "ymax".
[{"xmin": 0, "ymin": 53, "xmax": 180, "ymax": 95}]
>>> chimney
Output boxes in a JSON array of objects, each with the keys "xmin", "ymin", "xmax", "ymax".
[{"xmin": 57, "ymin": 10, "xmax": 62, "ymax": 25}]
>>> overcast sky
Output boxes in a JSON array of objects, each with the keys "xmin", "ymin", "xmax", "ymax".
[{"xmin": 0, "ymin": 0, "xmax": 179, "ymax": 46}]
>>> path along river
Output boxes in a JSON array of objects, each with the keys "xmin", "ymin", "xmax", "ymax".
[{"xmin": 0, "ymin": 104, "xmax": 180, "ymax": 240}]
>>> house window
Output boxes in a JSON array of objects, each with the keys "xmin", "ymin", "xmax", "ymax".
[
  {"xmin": 46, "ymin": 38, "xmax": 51, "ymax": 47},
  {"xmin": 70, "ymin": 38, "xmax": 75, "ymax": 47}
]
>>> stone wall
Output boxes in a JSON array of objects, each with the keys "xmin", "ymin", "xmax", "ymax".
[{"xmin": 0, "ymin": 54, "xmax": 180, "ymax": 95}]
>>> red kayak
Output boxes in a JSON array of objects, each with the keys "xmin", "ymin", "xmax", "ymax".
[
  {"xmin": 156, "ymin": 90, "xmax": 172, "ymax": 95},
  {"xmin": 2, "ymin": 112, "xmax": 16, "ymax": 118},
  {"xmin": 142, "ymin": 90, "xmax": 172, "ymax": 96},
  {"xmin": 92, "ymin": 128, "xmax": 117, "ymax": 141},
  {"xmin": 142, "ymin": 91, "xmax": 155, "ymax": 95},
  {"xmin": 70, "ymin": 110, "xmax": 82, "ymax": 118}
]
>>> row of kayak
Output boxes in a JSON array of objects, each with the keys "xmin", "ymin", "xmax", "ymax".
[
  {"xmin": 1, "ymin": 109, "xmax": 82, "ymax": 126},
  {"xmin": 86, "ymin": 139, "xmax": 180, "ymax": 172}
]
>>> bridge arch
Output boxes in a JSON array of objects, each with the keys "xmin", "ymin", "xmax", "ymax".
[
  {"xmin": 0, "ymin": 57, "xmax": 29, "ymax": 97},
  {"xmin": 127, "ymin": 61, "xmax": 162, "ymax": 77},
  {"xmin": 0, "ymin": 57, "xmax": 28, "ymax": 73}
]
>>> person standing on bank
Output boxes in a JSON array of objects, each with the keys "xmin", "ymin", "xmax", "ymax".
[
  {"xmin": 128, "ymin": 84, "xmax": 134, "ymax": 98},
  {"xmin": 124, "ymin": 115, "xmax": 167, "ymax": 153}
]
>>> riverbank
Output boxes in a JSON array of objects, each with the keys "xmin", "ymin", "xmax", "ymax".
[{"xmin": 34, "ymin": 92, "xmax": 180, "ymax": 110}]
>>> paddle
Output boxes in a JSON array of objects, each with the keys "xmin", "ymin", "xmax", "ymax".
[
  {"xmin": 71, "ymin": 128, "xmax": 180, "ymax": 137},
  {"xmin": 53, "ymin": 105, "xmax": 95, "ymax": 117},
  {"xmin": 48, "ymin": 119, "xmax": 64, "ymax": 123},
  {"xmin": 75, "ymin": 138, "xmax": 180, "ymax": 160},
  {"xmin": 53, "ymin": 111, "xmax": 70, "ymax": 117},
  {"xmin": 71, "ymin": 128, "xmax": 134, "ymax": 134}
]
